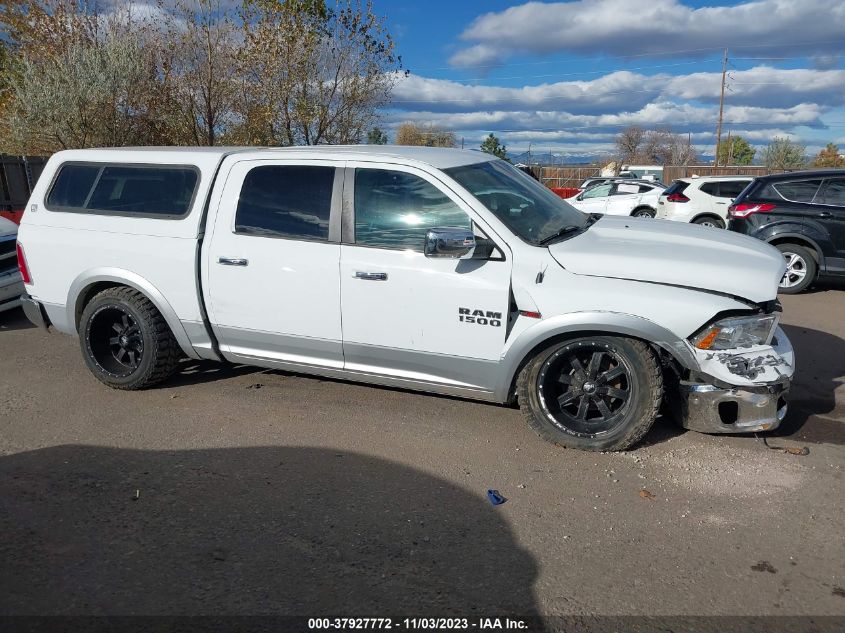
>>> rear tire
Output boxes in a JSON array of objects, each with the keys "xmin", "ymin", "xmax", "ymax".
[
  {"xmin": 79, "ymin": 287, "xmax": 181, "ymax": 390},
  {"xmin": 517, "ymin": 336, "xmax": 662, "ymax": 451},
  {"xmin": 692, "ymin": 215, "xmax": 725, "ymax": 229},
  {"xmin": 775, "ymin": 243, "xmax": 816, "ymax": 294}
]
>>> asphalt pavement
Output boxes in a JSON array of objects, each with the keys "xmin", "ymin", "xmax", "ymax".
[{"xmin": 0, "ymin": 288, "xmax": 843, "ymax": 623}]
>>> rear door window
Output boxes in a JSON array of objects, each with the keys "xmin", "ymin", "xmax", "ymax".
[
  {"xmin": 718, "ymin": 180, "xmax": 750, "ymax": 199},
  {"xmin": 47, "ymin": 163, "xmax": 199, "ymax": 217},
  {"xmin": 770, "ymin": 179, "xmax": 824, "ymax": 203},
  {"xmin": 235, "ymin": 165, "xmax": 335, "ymax": 241},
  {"xmin": 612, "ymin": 183, "xmax": 641, "ymax": 196},
  {"xmin": 820, "ymin": 178, "xmax": 845, "ymax": 207},
  {"xmin": 699, "ymin": 182, "xmax": 719, "ymax": 197}
]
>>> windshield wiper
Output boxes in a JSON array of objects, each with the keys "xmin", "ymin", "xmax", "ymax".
[{"xmin": 538, "ymin": 225, "xmax": 581, "ymax": 245}]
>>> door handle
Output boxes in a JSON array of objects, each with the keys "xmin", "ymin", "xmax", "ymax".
[
  {"xmin": 218, "ymin": 257, "xmax": 249, "ymax": 266},
  {"xmin": 817, "ymin": 211, "xmax": 832, "ymax": 219},
  {"xmin": 354, "ymin": 271, "xmax": 388, "ymax": 281},
  {"xmin": 716, "ymin": 201, "xmax": 727, "ymax": 205}
]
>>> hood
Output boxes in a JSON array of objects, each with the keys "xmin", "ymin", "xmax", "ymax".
[{"xmin": 547, "ymin": 215, "xmax": 785, "ymax": 303}]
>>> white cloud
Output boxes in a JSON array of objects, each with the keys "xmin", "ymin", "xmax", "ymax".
[
  {"xmin": 451, "ymin": 0, "xmax": 845, "ymax": 67},
  {"xmin": 390, "ymin": 68, "xmax": 835, "ymax": 122},
  {"xmin": 391, "ymin": 71, "xmax": 661, "ymax": 114},
  {"xmin": 448, "ymin": 45, "xmax": 501, "ymax": 69}
]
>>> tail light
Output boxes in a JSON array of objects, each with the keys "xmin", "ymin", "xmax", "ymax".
[
  {"xmin": 16, "ymin": 242, "xmax": 32, "ymax": 284},
  {"xmin": 729, "ymin": 202, "xmax": 776, "ymax": 219},
  {"xmin": 666, "ymin": 193, "xmax": 689, "ymax": 202}
]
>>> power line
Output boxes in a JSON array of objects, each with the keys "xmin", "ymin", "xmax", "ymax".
[{"xmin": 447, "ymin": 60, "xmax": 720, "ymax": 83}]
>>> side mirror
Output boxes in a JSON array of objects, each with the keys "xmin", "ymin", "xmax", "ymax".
[
  {"xmin": 576, "ymin": 193, "xmax": 584, "ymax": 201},
  {"xmin": 424, "ymin": 228, "xmax": 476, "ymax": 259}
]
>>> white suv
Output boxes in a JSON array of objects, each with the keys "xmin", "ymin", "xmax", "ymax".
[
  {"xmin": 566, "ymin": 181, "xmax": 664, "ymax": 217},
  {"xmin": 656, "ymin": 176, "xmax": 753, "ymax": 229}
]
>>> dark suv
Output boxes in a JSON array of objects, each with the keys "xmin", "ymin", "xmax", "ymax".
[{"xmin": 728, "ymin": 170, "xmax": 845, "ymax": 294}]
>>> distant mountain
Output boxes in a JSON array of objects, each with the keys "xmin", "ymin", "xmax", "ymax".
[{"xmin": 507, "ymin": 150, "xmax": 608, "ymax": 166}]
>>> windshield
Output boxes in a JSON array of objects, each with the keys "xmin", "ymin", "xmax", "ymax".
[{"xmin": 445, "ymin": 160, "xmax": 588, "ymax": 245}]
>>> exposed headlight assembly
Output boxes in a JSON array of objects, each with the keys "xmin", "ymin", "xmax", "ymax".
[{"xmin": 691, "ymin": 314, "xmax": 779, "ymax": 350}]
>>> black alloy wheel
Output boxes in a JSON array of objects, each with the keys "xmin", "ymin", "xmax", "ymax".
[
  {"xmin": 87, "ymin": 306, "xmax": 145, "ymax": 377},
  {"xmin": 537, "ymin": 343, "xmax": 632, "ymax": 437}
]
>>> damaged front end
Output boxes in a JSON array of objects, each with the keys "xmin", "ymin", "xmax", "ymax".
[{"xmin": 672, "ymin": 315, "xmax": 795, "ymax": 433}]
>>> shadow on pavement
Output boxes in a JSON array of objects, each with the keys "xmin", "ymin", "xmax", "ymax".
[
  {"xmin": 777, "ymin": 324, "xmax": 845, "ymax": 445},
  {"xmin": 0, "ymin": 307, "xmax": 34, "ymax": 332},
  {"xmin": 0, "ymin": 445, "xmax": 539, "ymax": 616},
  {"xmin": 168, "ymin": 359, "xmax": 263, "ymax": 387}
]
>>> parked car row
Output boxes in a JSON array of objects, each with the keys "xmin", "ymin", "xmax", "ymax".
[{"xmin": 565, "ymin": 169, "xmax": 844, "ymax": 294}]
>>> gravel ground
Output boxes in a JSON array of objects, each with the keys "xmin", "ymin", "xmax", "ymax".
[{"xmin": 0, "ymin": 288, "xmax": 843, "ymax": 623}]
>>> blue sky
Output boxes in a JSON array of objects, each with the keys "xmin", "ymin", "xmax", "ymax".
[{"xmin": 376, "ymin": 0, "xmax": 845, "ymax": 160}]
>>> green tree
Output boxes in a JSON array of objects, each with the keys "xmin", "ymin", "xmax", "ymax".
[
  {"xmin": 763, "ymin": 137, "xmax": 806, "ymax": 170},
  {"xmin": 812, "ymin": 143, "xmax": 845, "ymax": 168},
  {"xmin": 2, "ymin": 35, "xmax": 165, "ymax": 153},
  {"xmin": 367, "ymin": 127, "xmax": 388, "ymax": 144},
  {"xmin": 480, "ymin": 132, "xmax": 508, "ymax": 160},
  {"xmin": 717, "ymin": 136, "xmax": 755, "ymax": 165}
]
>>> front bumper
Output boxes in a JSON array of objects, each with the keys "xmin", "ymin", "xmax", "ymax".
[{"xmin": 676, "ymin": 379, "xmax": 790, "ymax": 433}]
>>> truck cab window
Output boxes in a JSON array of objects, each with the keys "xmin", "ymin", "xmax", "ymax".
[
  {"xmin": 235, "ymin": 165, "xmax": 334, "ymax": 241},
  {"xmin": 354, "ymin": 169, "xmax": 471, "ymax": 250}
]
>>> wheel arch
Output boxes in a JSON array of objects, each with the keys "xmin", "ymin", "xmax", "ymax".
[
  {"xmin": 68, "ymin": 269, "xmax": 199, "ymax": 360},
  {"xmin": 496, "ymin": 312, "xmax": 696, "ymax": 402},
  {"xmin": 689, "ymin": 212, "xmax": 725, "ymax": 226},
  {"xmin": 767, "ymin": 233, "xmax": 823, "ymax": 265},
  {"xmin": 630, "ymin": 205, "xmax": 656, "ymax": 217}
]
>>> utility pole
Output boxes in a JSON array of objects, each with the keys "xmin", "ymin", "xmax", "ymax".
[
  {"xmin": 714, "ymin": 48, "xmax": 728, "ymax": 167},
  {"xmin": 726, "ymin": 130, "xmax": 733, "ymax": 165}
]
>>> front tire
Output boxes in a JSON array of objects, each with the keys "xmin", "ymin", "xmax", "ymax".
[
  {"xmin": 79, "ymin": 287, "xmax": 181, "ymax": 390},
  {"xmin": 692, "ymin": 215, "xmax": 725, "ymax": 229},
  {"xmin": 517, "ymin": 336, "xmax": 662, "ymax": 451},
  {"xmin": 775, "ymin": 243, "xmax": 816, "ymax": 294},
  {"xmin": 632, "ymin": 207, "xmax": 655, "ymax": 218}
]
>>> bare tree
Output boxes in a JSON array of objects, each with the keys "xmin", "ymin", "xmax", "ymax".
[
  {"xmin": 160, "ymin": 0, "xmax": 239, "ymax": 146},
  {"xmin": 395, "ymin": 123, "xmax": 456, "ymax": 147},
  {"xmin": 231, "ymin": 0, "xmax": 402, "ymax": 146},
  {"xmin": 615, "ymin": 126, "xmax": 645, "ymax": 162},
  {"xmin": 616, "ymin": 126, "xmax": 697, "ymax": 165}
]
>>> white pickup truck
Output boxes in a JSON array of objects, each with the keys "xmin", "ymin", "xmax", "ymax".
[{"xmin": 17, "ymin": 146, "xmax": 794, "ymax": 451}]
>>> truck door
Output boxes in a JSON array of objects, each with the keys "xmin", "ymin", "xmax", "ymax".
[
  {"xmin": 338, "ymin": 163, "xmax": 512, "ymax": 393},
  {"xmin": 205, "ymin": 159, "xmax": 344, "ymax": 367}
]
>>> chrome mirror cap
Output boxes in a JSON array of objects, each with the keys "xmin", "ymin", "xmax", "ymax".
[{"xmin": 424, "ymin": 228, "xmax": 476, "ymax": 259}]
